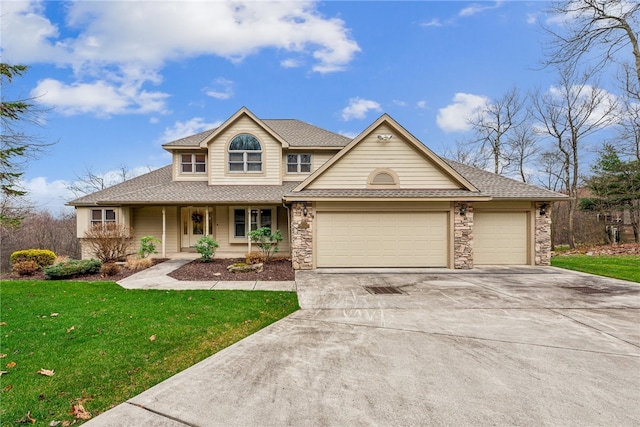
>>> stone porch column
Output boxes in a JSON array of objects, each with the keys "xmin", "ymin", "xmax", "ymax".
[
  {"xmin": 454, "ymin": 202, "xmax": 473, "ymax": 269},
  {"xmin": 535, "ymin": 202, "xmax": 552, "ymax": 265},
  {"xmin": 290, "ymin": 202, "xmax": 313, "ymax": 270}
]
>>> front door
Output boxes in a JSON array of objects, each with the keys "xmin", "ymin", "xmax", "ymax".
[{"xmin": 181, "ymin": 208, "xmax": 213, "ymax": 248}]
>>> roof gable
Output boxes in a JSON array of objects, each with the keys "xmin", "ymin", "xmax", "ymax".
[
  {"xmin": 198, "ymin": 107, "xmax": 290, "ymax": 149},
  {"xmin": 294, "ymin": 114, "xmax": 479, "ymax": 192}
]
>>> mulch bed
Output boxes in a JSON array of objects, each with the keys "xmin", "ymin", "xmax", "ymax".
[
  {"xmin": 2, "ymin": 258, "xmax": 295, "ymax": 282},
  {"xmin": 168, "ymin": 258, "xmax": 295, "ymax": 282},
  {"xmin": 0, "ymin": 259, "xmax": 169, "ymax": 282}
]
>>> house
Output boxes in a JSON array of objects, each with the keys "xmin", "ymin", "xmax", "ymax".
[{"xmin": 69, "ymin": 107, "xmax": 568, "ymax": 269}]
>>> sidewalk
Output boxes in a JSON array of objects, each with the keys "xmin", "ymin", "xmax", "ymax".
[{"xmin": 117, "ymin": 258, "xmax": 297, "ymax": 291}]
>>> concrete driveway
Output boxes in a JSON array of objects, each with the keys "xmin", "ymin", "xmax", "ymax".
[{"xmin": 86, "ymin": 266, "xmax": 640, "ymax": 426}]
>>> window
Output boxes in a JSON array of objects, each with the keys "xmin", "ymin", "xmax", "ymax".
[
  {"xmin": 367, "ymin": 168, "xmax": 399, "ymax": 188},
  {"xmin": 232, "ymin": 207, "xmax": 274, "ymax": 239},
  {"xmin": 91, "ymin": 208, "xmax": 116, "ymax": 226},
  {"xmin": 229, "ymin": 134, "xmax": 262, "ymax": 173},
  {"xmin": 287, "ymin": 154, "xmax": 312, "ymax": 173},
  {"xmin": 181, "ymin": 153, "xmax": 206, "ymax": 174}
]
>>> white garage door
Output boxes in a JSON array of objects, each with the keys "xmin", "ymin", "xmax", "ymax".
[
  {"xmin": 316, "ymin": 212, "xmax": 448, "ymax": 267},
  {"xmin": 474, "ymin": 212, "xmax": 528, "ymax": 265}
]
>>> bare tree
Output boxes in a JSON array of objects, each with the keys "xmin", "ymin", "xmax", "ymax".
[
  {"xmin": 465, "ymin": 87, "xmax": 533, "ymax": 177},
  {"xmin": 68, "ymin": 164, "xmax": 139, "ymax": 197},
  {"xmin": 532, "ymin": 67, "xmax": 618, "ymax": 247},
  {"xmin": 507, "ymin": 124, "xmax": 539, "ymax": 183},
  {"xmin": 614, "ymin": 64, "xmax": 640, "ymax": 161},
  {"xmin": 441, "ymin": 140, "xmax": 490, "ymax": 170},
  {"xmin": 544, "ymin": 0, "xmax": 640, "ymax": 86},
  {"xmin": 1, "ymin": 209, "xmax": 80, "ymax": 272}
]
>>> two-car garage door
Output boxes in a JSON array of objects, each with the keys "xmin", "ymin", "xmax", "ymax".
[{"xmin": 316, "ymin": 211, "xmax": 448, "ymax": 267}]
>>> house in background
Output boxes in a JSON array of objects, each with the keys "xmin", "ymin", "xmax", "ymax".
[{"xmin": 69, "ymin": 107, "xmax": 568, "ymax": 269}]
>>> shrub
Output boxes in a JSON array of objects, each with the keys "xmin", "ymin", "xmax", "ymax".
[
  {"xmin": 195, "ymin": 235, "xmax": 219, "ymax": 262},
  {"xmin": 125, "ymin": 257, "xmax": 153, "ymax": 271},
  {"xmin": 100, "ymin": 262, "xmax": 122, "ymax": 276},
  {"xmin": 83, "ymin": 223, "xmax": 135, "ymax": 262},
  {"xmin": 248, "ymin": 227, "xmax": 283, "ymax": 262},
  {"xmin": 137, "ymin": 236, "xmax": 160, "ymax": 259},
  {"xmin": 11, "ymin": 260, "xmax": 40, "ymax": 276},
  {"xmin": 10, "ymin": 249, "xmax": 57, "ymax": 269},
  {"xmin": 44, "ymin": 259, "xmax": 102, "ymax": 279},
  {"xmin": 245, "ymin": 251, "xmax": 265, "ymax": 265}
]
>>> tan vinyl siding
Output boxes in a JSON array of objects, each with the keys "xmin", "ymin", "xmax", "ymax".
[
  {"xmin": 76, "ymin": 206, "xmax": 127, "ymax": 238},
  {"xmin": 132, "ymin": 206, "xmax": 179, "ymax": 255},
  {"xmin": 208, "ymin": 116, "xmax": 282, "ymax": 185},
  {"xmin": 315, "ymin": 201, "xmax": 451, "ymax": 211},
  {"xmin": 308, "ymin": 124, "xmax": 460, "ymax": 190},
  {"xmin": 172, "ymin": 151, "xmax": 209, "ymax": 182},
  {"xmin": 282, "ymin": 150, "xmax": 338, "ymax": 181}
]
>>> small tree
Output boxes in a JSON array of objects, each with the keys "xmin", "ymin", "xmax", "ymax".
[
  {"xmin": 83, "ymin": 223, "xmax": 134, "ymax": 262},
  {"xmin": 195, "ymin": 235, "xmax": 219, "ymax": 262},
  {"xmin": 581, "ymin": 144, "xmax": 640, "ymax": 242},
  {"xmin": 248, "ymin": 227, "xmax": 283, "ymax": 262},
  {"xmin": 137, "ymin": 235, "xmax": 160, "ymax": 259}
]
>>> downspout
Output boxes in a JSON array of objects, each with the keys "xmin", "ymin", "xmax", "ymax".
[
  {"xmin": 162, "ymin": 207, "xmax": 166, "ymax": 258},
  {"xmin": 282, "ymin": 201, "xmax": 291, "ymax": 255}
]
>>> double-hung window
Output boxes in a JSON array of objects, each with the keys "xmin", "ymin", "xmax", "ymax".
[
  {"xmin": 229, "ymin": 134, "xmax": 262, "ymax": 173},
  {"xmin": 181, "ymin": 153, "xmax": 206, "ymax": 174},
  {"xmin": 91, "ymin": 208, "xmax": 116, "ymax": 227},
  {"xmin": 287, "ymin": 154, "xmax": 312, "ymax": 173},
  {"xmin": 232, "ymin": 208, "xmax": 274, "ymax": 239}
]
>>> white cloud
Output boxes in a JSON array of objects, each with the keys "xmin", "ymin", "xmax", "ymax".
[
  {"xmin": 204, "ymin": 78, "xmax": 234, "ymax": 100},
  {"xmin": 436, "ymin": 93, "xmax": 488, "ymax": 133},
  {"xmin": 3, "ymin": 1, "xmax": 359, "ymax": 73},
  {"xmin": 459, "ymin": 1, "xmax": 504, "ymax": 17},
  {"xmin": 281, "ymin": 58, "xmax": 303, "ymax": 68},
  {"xmin": 158, "ymin": 117, "xmax": 223, "ymax": 144},
  {"xmin": 546, "ymin": 84, "xmax": 619, "ymax": 128},
  {"xmin": 341, "ymin": 97, "xmax": 382, "ymax": 121},
  {"xmin": 393, "ymin": 100, "xmax": 408, "ymax": 107},
  {"xmin": 21, "ymin": 177, "xmax": 75, "ymax": 215},
  {"xmin": 3, "ymin": 1, "xmax": 360, "ymax": 116},
  {"xmin": 421, "ymin": 18, "xmax": 443, "ymax": 27},
  {"xmin": 31, "ymin": 78, "xmax": 170, "ymax": 117},
  {"xmin": 417, "ymin": 100, "xmax": 428, "ymax": 109}
]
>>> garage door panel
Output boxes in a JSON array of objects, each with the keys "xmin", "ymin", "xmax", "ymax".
[
  {"xmin": 474, "ymin": 212, "xmax": 528, "ymax": 265},
  {"xmin": 317, "ymin": 212, "xmax": 447, "ymax": 268}
]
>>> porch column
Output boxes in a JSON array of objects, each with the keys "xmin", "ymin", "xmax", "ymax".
[
  {"xmin": 453, "ymin": 202, "xmax": 473, "ymax": 269},
  {"xmin": 205, "ymin": 207, "xmax": 210, "ymax": 236},
  {"xmin": 162, "ymin": 207, "xmax": 166, "ymax": 258}
]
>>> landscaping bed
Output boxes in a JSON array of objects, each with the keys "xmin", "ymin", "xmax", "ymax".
[{"xmin": 168, "ymin": 258, "xmax": 295, "ymax": 281}]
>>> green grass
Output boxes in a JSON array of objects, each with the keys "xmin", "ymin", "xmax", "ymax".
[
  {"xmin": 0, "ymin": 281, "xmax": 299, "ymax": 426},
  {"xmin": 551, "ymin": 255, "xmax": 640, "ymax": 282}
]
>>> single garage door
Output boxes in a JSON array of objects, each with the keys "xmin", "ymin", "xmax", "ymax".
[
  {"xmin": 316, "ymin": 211, "xmax": 448, "ymax": 267},
  {"xmin": 474, "ymin": 212, "xmax": 528, "ymax": 265}
]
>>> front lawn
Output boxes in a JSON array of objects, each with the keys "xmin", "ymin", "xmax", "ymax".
[
  {"xmin": 551, "ymin": 255, "xmax": 640, "ymax": 282},
  {"xmin": 0, "ymin": 280, "xmax": 298, "ymax": 426}
]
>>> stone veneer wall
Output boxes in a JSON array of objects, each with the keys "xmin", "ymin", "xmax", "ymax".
[
  {"xmin": 535, "ymin": 201, "xmax": 552, "ymax": 265},
  {"xmin": 453, "ymin": 202, "xmax": 473, "ymax": 269},
  {"xmin": 290, "ymin": 202, "xmax": 314, "ymax": 270}
]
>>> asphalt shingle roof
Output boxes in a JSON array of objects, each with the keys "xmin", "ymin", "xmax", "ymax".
[
  {"xmin": 68, "ymin": 158, "xmax": 566, "ymax": 207},
  {"xmin": 69, "ymin": 166, "xmax": 301, "ymax": 205},
  {"xmin": 161, "ymin": 120, "xmax": 350, "ymax": 149}
]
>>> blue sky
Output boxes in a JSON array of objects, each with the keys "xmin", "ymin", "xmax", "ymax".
[{"xmin": 1, "ymin": 1, "xmax": 616, "ymax": 213}]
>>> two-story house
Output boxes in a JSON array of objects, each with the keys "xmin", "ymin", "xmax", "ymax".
[{"xmin": 69, "ymin": 107, "xmax": 567, "ymax": 269}]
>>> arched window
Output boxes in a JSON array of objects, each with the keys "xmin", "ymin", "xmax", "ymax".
[
  {"xmin": 228, "ymin": 134, "xmax": 262, "ymax": 172},
  {"xmin": 367, "ymin": 168, "xmax": 399, "ymax": 188}
]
